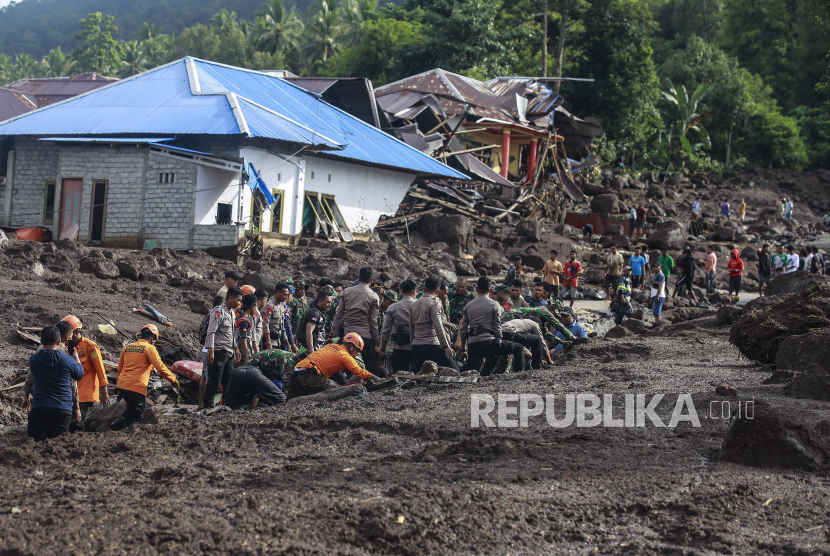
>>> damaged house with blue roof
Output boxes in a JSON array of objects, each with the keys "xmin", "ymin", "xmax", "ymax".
[{"xmin": 0, "ymin": 57, "xmax": 467, "ymax": 250}]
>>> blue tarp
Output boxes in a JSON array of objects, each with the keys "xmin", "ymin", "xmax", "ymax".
[{"xmin": 246, "ymin": 162, "xmax": 277, "ymax": 206}]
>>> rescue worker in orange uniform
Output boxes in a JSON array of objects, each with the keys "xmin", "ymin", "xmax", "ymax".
[
  {"xmin": 62, "ymin": 315, "xmax": 110, "ymax": 429},
  {"xmin": 112, "ymin": 324, "xmax": 179, "ymax": 431},
  {"xmin": 286, "ymin": 332, "xmax": 379, "ymax": 399}
]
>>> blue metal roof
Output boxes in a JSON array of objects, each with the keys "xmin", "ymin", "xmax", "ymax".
[
  {"xmin": 0, "ymin": 58, "xmax": 468, "ymax": 179},
  {"xmin": 38, "ymin": 137, "xmax": 175, "ymax": 143}
]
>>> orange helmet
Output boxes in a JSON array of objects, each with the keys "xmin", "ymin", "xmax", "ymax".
[
  {"xmin": 240, "ymin": 285, "xmax": 256, "ymax": 295},
  {"xmin": 342, "ymin": 332, "xmax": 364, "ymax": 351},
  {"xmin": 61, "ymin": 315, "xmax": 83, "ymax": 331},
  {"xmin": 141, "ymin": 324, "xmax": 159, "ymax": 341}
]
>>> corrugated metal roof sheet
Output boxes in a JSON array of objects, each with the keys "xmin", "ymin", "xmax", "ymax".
[
  {"xmin": 38, "ymin": 137, "xmax": 174, "ymax": 143},
  {"xmin": 5, "ymin": 73, "xmax": 118, "ymax": 108},
  {"xmin": 0, "ymin": 58, "xmax": 467, "ymax": 180},
  {"xmin": 0, "ymin": 88, "xmax": 36, "ymax": 123}
]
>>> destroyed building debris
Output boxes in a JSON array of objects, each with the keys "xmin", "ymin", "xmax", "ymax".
[{"xmin": 371, "ymin": 68, "xmax": 604, "ymax": 240}]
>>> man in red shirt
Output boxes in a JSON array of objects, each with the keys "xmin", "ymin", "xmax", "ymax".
[
  {"xmin": 562, "ymin": 250, "xmax": 582, "ymax": 308},
  {"xmin": 727, "ymin": 249, "xmax": 744, "ymax": 296},
  {"xmin": 634, "ymin": 204, "xmax": 647, "ymax": 238}
]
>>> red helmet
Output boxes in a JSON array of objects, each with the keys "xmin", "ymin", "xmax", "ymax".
[
  {"xmin": 141, "ymin": 324, "xmax": 159, "ymax": 341},
  {"xmin": 240, "ymin": 285, "xmax": 256, "ymax": 295},
  {"xmin": 342, "ymin": 332, "xmax": 364, "ymax": 351},
  {"xmin": 61, "ymin": 315, "xmax": 83, "ymax": 331}
]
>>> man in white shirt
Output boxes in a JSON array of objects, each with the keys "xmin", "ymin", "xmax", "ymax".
[
  {"xmin": 785, "ymin": 245, "xmax": 799, "ymax": 273},
  {"xmin": 784, "ymin": 199, "xmax": 794, "ymax": 221}
]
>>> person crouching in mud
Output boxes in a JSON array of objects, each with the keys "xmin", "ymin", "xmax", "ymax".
[{"xmin": 286, "ymin": 333, "xmax": 380, "ymax": 399}]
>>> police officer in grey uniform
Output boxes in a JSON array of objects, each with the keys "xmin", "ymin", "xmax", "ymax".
[
  {"xmin": 409, "ymin": 275, "xmax": 459, "ymax": 373},
  {"xmin": 455, "ymin": 276, "xmax": 524, "ymax": 376},
  {"xmin": 380, "ymin": 279, "xmax": 418, "ymax": 373},
  {"xmin": 203, "ymin": 286, "xmax": 243, "ymax": 408}
]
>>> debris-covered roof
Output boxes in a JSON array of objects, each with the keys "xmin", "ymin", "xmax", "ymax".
[
  {"xmin": 0, "ymin": 58, "xmax": 467, "ymax": 180},
  {"xmin": 5, "ymin": 73, "xmax": 117, "ymax": 108},
  {"xmin": 0, "ymin": 88, "xmax": 37, "ymax": 123}
]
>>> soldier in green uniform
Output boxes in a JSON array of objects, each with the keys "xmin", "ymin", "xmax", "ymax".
[
  {"xmin": 502, "ymin": 306, "xmax": 577, "ymax": 346},
  {"xmin": 323, "ymin": 285, "xmax": 339, "ymax": 338},
  {"xmin": 246, "ymin": 348, "xmax": 298, "ymax": 387},
  {"xmin": 288, "ymin": 280, "xmax": 310, "ymax": 338},
  {"xmin": 448, "ymin": 277, "xmax": 474, "ymax": 325}
]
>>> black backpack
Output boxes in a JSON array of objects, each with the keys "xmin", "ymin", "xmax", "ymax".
[{"xmin": 199, "ymin": 308, "xmax": 218, "ymax": 346}]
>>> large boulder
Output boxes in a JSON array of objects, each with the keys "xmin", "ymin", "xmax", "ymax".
[
  {"xmin": 716, "ymin": 225, "xmax": 737, "ymax": 241},
  {"xmin": 583, "ymin": 267, "xmax": 606, "ymax": 285},
  {"xmin": 83, "ymin": 400, "xmax": 160, "ymax": 432},
  {"xmin": 647, "ymin": 183, "xmax": 666, "ymax": 199},
  {"xmin": 609, "ymin": 177, "xmax": 626, "ymax": 191},
  {"xmin": 79, "ymin": 257, "xmax": 119, "ymax": 279},
  {"xmin": 604, "ymin": 325, "xmax": 632, "ymax": 339},
  {"xmin": 646, "ymin": 221, "xmax": 685, "ymax": 250},
  {"xmin": 243, "ymin": 272, "xmax": 280, "ymax": 294},
  {"xmin": 115, "ymin": 260, "xmax": 142, "ymax": 281},
  {"xmin": 740, "ymin": 246, "xmax": 758, "ymax": 262},
  {"xmin": 453, "ymin": 259, "xmax": 477, "ymax": 277},
  {"xmin": 419, "ymin": 214, "xmax": 472, "ymax": 250},
  {"xmin": 720, "ymin": 400, "xmax": 830, "ymax": 472},
  {"xmin": 604, "ymin": 224, "xmax": 624, "ymax": 236},
  {"xmin": 648, "ymin": 202, "xmax": 665, "ymax": 217},
  {"xmin": 716, "ymin": 305, "xmax": 742, "ymax": 326},
  {"xmin": 602, "ymin": 235, "xmax": 630, "ymax": 250},
  {"xmin": 764, "ymin": 272, "xmax": 830, "ymax": 296},
  {"xmin": 628, "ymin": 179, "xmax": 646, "ymax": 190},
  {"xmin": 729, "ymin": 288, "xmax": 830, "ymax": 363},
  {"xmin": 777, "ymin": 329, "xmax": 830, "ymax": 402},
  {"xmin": 306, "ymin": 258, "xmax": 350, "ymax": 280},
  {"xmin": 590, "ymin": 194, "xmax": 619, "ymax": 214}
]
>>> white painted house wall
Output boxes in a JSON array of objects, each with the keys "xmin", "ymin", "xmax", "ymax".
[
  {"xmin": 301, "ymin": 156, "xmax": 415, "ymax": 234},
  {"xmin": 194, "ymin": 146, "xmax": 416, "ymax": 238},
  {"xmin": 239, "ymin": 146, "xmax": 301, "ymax": 234}
]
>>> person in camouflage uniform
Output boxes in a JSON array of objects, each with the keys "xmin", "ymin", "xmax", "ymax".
[
  {"xmin": 448, "ymin": 277, "xmax": 474, "ymax": 325},
  {"xmin": 378, "ymin": 289, "xmax": 398, "ymax": 340},
  {"xmin": 288, "ymin": 281, "xmax": 310, "ymax": 338},
  {"xmin": 321, "ymin": 285, "xmax": 339, "ymax": 338},
  {"xmin": 246, "ymin": 348, "xmax": 298, "ymax": 386},
  {"xmin": 494, "ymin": 284, "xmax": 516, "ymax": 311},
  {"xmin": 502, "ymin": 306, "xmax": 576, "ymax": 345}
]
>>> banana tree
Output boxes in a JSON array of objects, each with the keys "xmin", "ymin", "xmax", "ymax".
[{"xmin": 660, "ymin": 78, "xmax": 713, "ymax": 158}]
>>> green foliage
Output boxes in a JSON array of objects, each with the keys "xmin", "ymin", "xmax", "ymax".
[
  {"xmin": 321, "ymin": 18, "xmax": 425, "ymax": 84},
  {"xmin": 74, "ymin": 12, "xmax": 124, "ymax": 74},
  {"xmin": 560, "ymin": 0, "xmax": 662, "ymax": 151},
  {"xmin": 659, "ymin": 36, "xmax": 807, "ymax": 169},
  {"xmin": 791, "ymin": 106, "xmax": 830, "ymax": 170}
]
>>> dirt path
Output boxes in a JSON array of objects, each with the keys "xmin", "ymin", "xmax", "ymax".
[{"xmin": 1, "ymin": 318, "xmax": 827, "ymax": 555}]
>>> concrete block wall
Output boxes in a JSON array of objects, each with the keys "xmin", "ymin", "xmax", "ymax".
[
  {"xmin": 193, "ymin": 224, "xmax": 243, "ymax": 248},
  {"xmin": 9, "ymin": 137, "xmax": 60, "ymax": 233},
  {"xmin": 141, "ymin": 152, "xmax": 198, "ymax": 249},
  {"xmin": 63, "ymin": 144, "xmax": 147, "ymax": 247}
]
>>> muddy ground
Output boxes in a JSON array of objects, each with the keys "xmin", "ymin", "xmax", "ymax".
[
  {"xmin": 1, "ymin": 301, "xmax": 829, "ymax": 553},
  {"xmin": 0, "ymin": 167, "xmax": 829, "ymax": 554}
]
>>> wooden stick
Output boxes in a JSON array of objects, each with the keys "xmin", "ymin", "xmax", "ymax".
[
  {"xmin": 376, "ymin": 208, "xmax": 440, "ymax": 227},
  {"xmin": 97, "ymin": 314, "xmax": 133, "ymax": 342},
  {"xmin": 0, "ymin": 382, "xmax": 24, "ymax": 392}
]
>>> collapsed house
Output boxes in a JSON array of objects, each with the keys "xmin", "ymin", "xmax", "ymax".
[
  {"xmin": 369, "ymin": 69, "xmax": 604, "ymax": 233},
  {"xmin": 0, "ymin": 58, "xmax": 466, "ymax": 250}
]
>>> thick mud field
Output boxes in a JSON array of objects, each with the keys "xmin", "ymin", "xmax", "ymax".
[{"xmin": 1, "ymin": 312, "xmax": 828, "ymax": 555}]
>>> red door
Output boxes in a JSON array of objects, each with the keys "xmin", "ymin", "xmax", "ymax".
[{"xmin": 59, "ymin": 178, "xmax": 83, "ymax": 240}]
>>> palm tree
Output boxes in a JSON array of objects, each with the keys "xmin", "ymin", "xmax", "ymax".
[
  {"xmin": 257, "ymin": 0, "xmax": 304, "ymax": 53},
  {"xmin": 0, "ymin": 54, "xmax": 12, "ymax": 85},
  {"xmin": 134, "ymin": 22, "xmax": 164, "ymax": 41},
  {"xmin": 120, "ymin": 41, "xmax": 148, "ymax": 77},
  {"xmin": 210, "ymin": 9, "xmax": 239, "ymax": 37},
  {"xmin": 7, "ymin": 54, "xmax": 38, "ymax": 81},
  {"xmin": 660, "ymin": 78, "xmax": 713, "ymax": 156},
  {"xmin": 339, "ymin": 0, "xmax": 375, "ymax": 47},
  {"xmin": 301, "ymin": 0, "xmax": 342, "ymax": 65},
  {"xmin": 40, "ymin": 47, "xmax": 75, "ymax": 77},
  {"xmin": 144, "ymin": 34, "xmax": 175, "ymax": 67}
]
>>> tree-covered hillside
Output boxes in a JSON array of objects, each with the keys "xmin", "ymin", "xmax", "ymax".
[{"xmin": 1, "ymin": 0, "xmax": 829, "ymax": 173}]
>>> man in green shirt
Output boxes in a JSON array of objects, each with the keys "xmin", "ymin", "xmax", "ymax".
[{"xmin": 657, "ymin": 248, "xmax": 674, "ymax": 279}]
